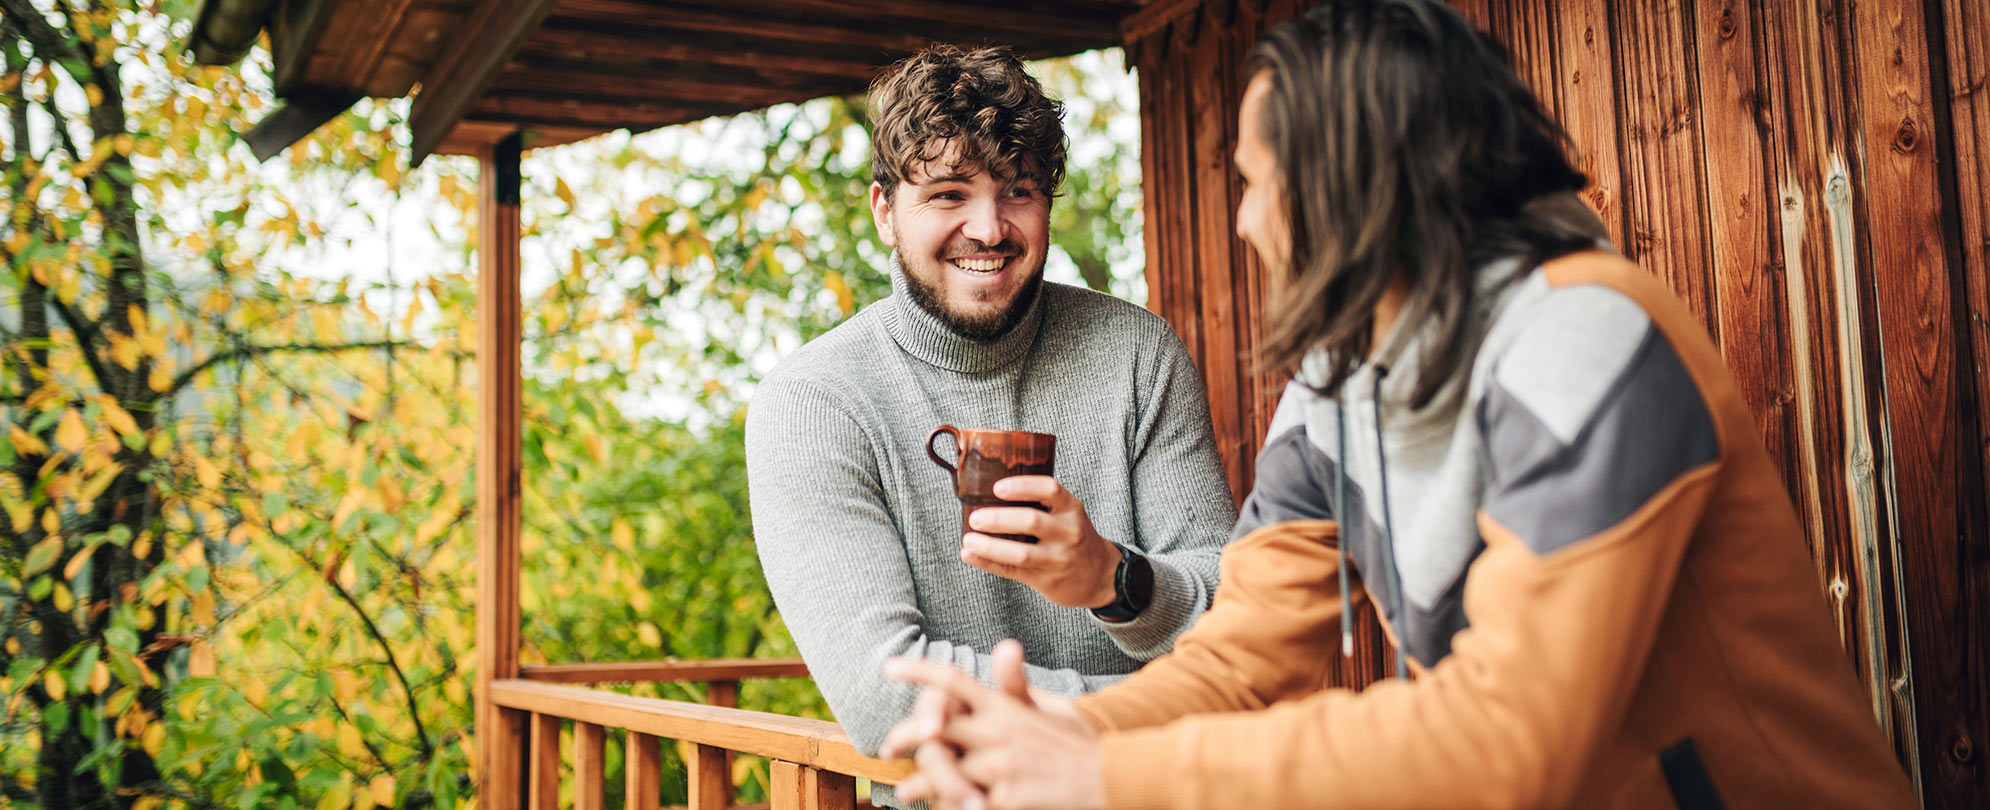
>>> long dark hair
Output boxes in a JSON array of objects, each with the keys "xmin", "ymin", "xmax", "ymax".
[{"xmin": 1249, "ymin": 0, "xmax": 1597, "ymax": 409}]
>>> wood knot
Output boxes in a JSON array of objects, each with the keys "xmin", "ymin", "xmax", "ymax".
[
  {"xmin": 1828, "ymin": 579, "xmax": 1849, "ymax": 601},
  {"xmin": 1954, "ymin": 731, "xmax": 1975, "ymax": 763},
  {"xmin": 1718, "ymin": 9, "xmax": 1737, "ymax": 39},
  {"xmin": 1584, "ymin": 26, "xmax": 1594, "ymax": 46},
  {"xmin": 1892, "ymin": 117, "xmax": 1918, "ymax": 154}
]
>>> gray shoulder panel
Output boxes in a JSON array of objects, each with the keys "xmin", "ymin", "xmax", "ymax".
[
  {"xmin": 1480, "ymin": 325, "xmax": 1718, "ymax": 554},
  {"xmin": 1232, "ymin": 424, "xmax": 1336, "ymax": 539}
]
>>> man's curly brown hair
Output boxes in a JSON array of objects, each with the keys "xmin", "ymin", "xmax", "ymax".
[{"xmin": 868, "ymin": 45, "xmax": 1068, "ymax": 202}]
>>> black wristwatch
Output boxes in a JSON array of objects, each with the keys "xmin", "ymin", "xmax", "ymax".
[{"xmin": 1091, "ymin": 542, "xmax": 1154, "ymax": 623}]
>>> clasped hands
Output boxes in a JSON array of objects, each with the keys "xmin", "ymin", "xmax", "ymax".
[
  {"xmin": 961, "ymin": 476, "xmax": 1122, "ymax": 610},
  {"xmin": 881, "ymin": 639, "xmax": 1107, "ymax": 810}
]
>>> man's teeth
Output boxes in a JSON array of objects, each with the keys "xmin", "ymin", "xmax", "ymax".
[{"xmin": 953, "ymin": 257, "xmax": 1005, "ymax": 272}]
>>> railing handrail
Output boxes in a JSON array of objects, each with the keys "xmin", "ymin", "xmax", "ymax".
[
  {"xmin": 519, "ymin": 657, "xmax": 810, "ymax": 684},
  {"xmin": 489, "ymin": 679, "xmax": 913, "ymax": 785}
]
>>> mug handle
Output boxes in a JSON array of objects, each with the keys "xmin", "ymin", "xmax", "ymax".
[{"xmin": 926, "ymin": 425, "xmax": 960, "ymax": 476}]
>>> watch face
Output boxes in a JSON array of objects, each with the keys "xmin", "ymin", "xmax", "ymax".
[{"xmin": 1125, "ymin": 552, "xmax": 1155, "ymax": 612}]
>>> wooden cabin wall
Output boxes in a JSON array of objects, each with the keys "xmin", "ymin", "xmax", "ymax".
[{"xmin": 1126, "ymin": 0, "xmax": 1989, "ymax": 804}]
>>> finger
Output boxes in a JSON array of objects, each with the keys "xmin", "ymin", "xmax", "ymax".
[
  {"xmin": 991, "ymin": 474, "xmax": 1065, "ymax": 505},
  {"xmin": 883, "ymin": 657, "xmax": 1003, "ymax": 712},
  {"xmin": 962, "ymin": 533, "xmax": 1041, "ymax": 568},
  {"xmin": 966, "ymin": 506, "xmax": 1050, "ymax": 539},
  {"xmin": 879, "ymin": 686, "xmax": 955, "ymax": 759},
  {"xmin": 915, "ymin": 740, "xmax": 986, "ymax": 810},
  {"xmin": 960, "ymin": 550, "xmax": 1030, "ymax": 582},
  {"xmin": 992, "ymin": 639, "xmax": 1033, "ymax": 705}
]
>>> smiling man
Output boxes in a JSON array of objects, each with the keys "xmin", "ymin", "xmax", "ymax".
[{"xmin": 743, "ymin": 45, "xmax": 1236, "ymax": 807}]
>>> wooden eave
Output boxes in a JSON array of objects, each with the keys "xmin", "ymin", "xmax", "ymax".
[{"xmin": 202, "ymin": 0, "xmax": 1147, "ymax": 162}]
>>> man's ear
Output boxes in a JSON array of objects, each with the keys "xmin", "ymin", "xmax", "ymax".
[{"xmin": 869, "ymin": 182, "xmax": 897, "ymax": 247}]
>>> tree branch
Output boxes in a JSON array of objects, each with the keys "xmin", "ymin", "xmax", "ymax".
[
  {"xmin": 0, "ymin": 0, "xmax": 84, "ymax": 80},
  {"xmin": 46, "ymin": 294, "xmax": 113, "ymax": 392},
  {"xmin": 167, "ymin": 339, "xmax": 412, "ymax": 396}
]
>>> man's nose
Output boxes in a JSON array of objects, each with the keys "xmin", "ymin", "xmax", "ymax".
[{"xmin": 960, "ymin": 197, "xmax": 1006, "ymax": 246}]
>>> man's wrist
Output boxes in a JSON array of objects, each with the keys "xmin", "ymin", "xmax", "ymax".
[{"xmin": 1087, "ymin": 539, "xmax": 1122, "ymax": 610}]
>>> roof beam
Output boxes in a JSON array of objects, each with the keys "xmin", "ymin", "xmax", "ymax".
[
  {"xmin": 268, "ymin": 0, "xmax": 341, "ymax": 94},
  {"xmin": 406, "ymin": 0, "xmax": 561, "ymax": 167},
  {"xmin": 239, "ymin": 89, "xmax": 361, "ymax": 161}
]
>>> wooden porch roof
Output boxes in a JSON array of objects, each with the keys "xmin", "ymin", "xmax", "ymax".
[{"xmin": 189, "ymin": 0, "xmax": 1149, "ymax": 164}]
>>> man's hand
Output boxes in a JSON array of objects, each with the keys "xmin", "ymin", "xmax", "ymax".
[
  {"xmin": 963, "ymin": 476, "xmax": 1121, "ymax": 609},
  {"xmin": 882, "ymin": 640, "xmax": 1106, "ymax": 810}
]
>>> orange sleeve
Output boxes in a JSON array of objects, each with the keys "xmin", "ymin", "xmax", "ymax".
[
  {"xmin": 1096, "ymin": 465, "xmax": 1718, "ymax": 810},
  {"xmin": 1075, "ymin": 519, "xmax": 1357, "ymax": 732}
]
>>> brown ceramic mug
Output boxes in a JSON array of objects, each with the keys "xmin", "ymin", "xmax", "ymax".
[{"xmin": 926, "ymin": 425, "xmax": 1057, "ymax": 543}]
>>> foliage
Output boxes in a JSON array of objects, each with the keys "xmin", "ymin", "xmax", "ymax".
[{"xmin": 0, "ymin": 0, "xmax": 1140, "ymax": 806}]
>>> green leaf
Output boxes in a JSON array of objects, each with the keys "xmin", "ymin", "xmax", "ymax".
[
  {"xmin": 24, "ymin": 536, "xmax": 62, "ymax": 577},
  {"xmin": 104, "ymin": 625, "xmax": 138, "ymax": 654},
  {"xmin": 68, "ymin": 644, "xmax": 99, "ymax": 695},
  {"xmin": 263, "ymin": 492, "xmax": 290, "ymax": 519}
]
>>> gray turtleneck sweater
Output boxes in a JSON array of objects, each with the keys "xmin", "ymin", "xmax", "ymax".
[{"xmin": 745, "ymin": 261, "xmax": 1236, "ymax": 768}]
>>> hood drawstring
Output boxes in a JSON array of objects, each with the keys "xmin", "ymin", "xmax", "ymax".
[
  {"xmin": 1371, "ymin": 365, "xmax": 1410, "ymax": 680},
  {"xmin": 1336, "ymin": 398, "xmax": 1353, "ymax": 659}
]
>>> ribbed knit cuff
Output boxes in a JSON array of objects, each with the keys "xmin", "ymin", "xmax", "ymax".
[
  {"xmin": 1093, "ymin": 553, "xmax": 1197, "ymax": 659},
  {"xmin": 1101, "ymin": 726, "xmax": 1185, "ymax": 810}
]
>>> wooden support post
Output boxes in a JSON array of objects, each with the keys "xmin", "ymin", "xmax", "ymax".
[
  {"xmin": 530, "ymin": 713, "xmax": 561, "ymax": 810},
  {"xmin": 805, "ymin": 767, "xmax": 856, "ymax": 810},
  {"xmin": 574, "ymin": 722, "xmax": 607, "ymax": 810},
  {"xmin": 476, "ymin": 131, "xmax": 527, "ymax": 810},
  {"xmin": 769, "ymin": 761, "xmax": 804, "ymax": 810},
  {"xmin": 690, "ymin": 743, "xmax": 730, "ymax": 810},
  {"xmin": 626, "ymin": 732, "xmax": 661, "ymax": 810}
]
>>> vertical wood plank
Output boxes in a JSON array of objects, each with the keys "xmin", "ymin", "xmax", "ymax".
[
  {"xmin": 625, "ymin": 732, "xmax": 660, "ymax": 810},
  {"xmin": 574, "ymin": 722, "xmax": 606, "ymax": 810},
  {"xmin": 1850, "ymin": 0, "xmax": 1979, "ymax": 803},
  {"xmin": 1549, "ymin": 0, "xmax": 1626, "ymax": 243},
  {"xmin": 476, "ymin": 132, "xmax": 527, "ymax": 810},
  {"xmin": 689, "ymin": 743, "xmax": 730, "ymax": 810},
  {"xmin": 804, "ymin": 768, "xmax": 857, "ymax": 810},
  {"xmin": 706, "ymin": 680, "xmax": 738, "ymax": 708},
  {"xmin": 1759, "ymin": 0, "xmax": 1890, "ymax": 728},
  {"xmin": 769, "ymin": 760, "xmax": 804, "ymax": 810},
  {"xmin": 1189, "ymin": 0, "xmax": 1247, "ymax": 502},
  {"xmin": 1692, "ymin": 0, "xmax": 1797, "ymax": 485},
  {"xmin": 1933, "ymin": 4, "xmax": 1990, "ymax": 803},
  {"xmin": 1612, "ymin": 0, "xmax": 1717, "ymax": 329},
  {"xmin": 529, "ymin": 713, "xmax": 561, "ymax": 810}
]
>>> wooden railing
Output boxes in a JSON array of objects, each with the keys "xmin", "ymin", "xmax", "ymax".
[{"xmin": 491, "ymin": 659, "xmax": 910, "ymax": 810}]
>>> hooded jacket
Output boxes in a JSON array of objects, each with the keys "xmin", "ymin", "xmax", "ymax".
[{"xmin": 1072, "ymin": 249, "xmax": 1916, "ymax": 809}]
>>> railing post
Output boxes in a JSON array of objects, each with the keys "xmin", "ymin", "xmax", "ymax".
[
  {"xmin": 530, "ymin": 713, "xmax": 561, "ymax": 810},
  {"xmin": 690, "ymin": 743, "xmax": 730, "ymax": 810},
  {"xmin": 475, "ymin": 130, "xmax": 527, "ymax": 809},
  {"xmin": 769, "ymin": 761, "xmax": 856, "ymax": 810},
  {"xmin": 626, "ymin": 732, "xmax": 660, "ymax": 810},
  {"xmin": 575, "ymin": 722, "xmax": 606, "ymax": 810}
]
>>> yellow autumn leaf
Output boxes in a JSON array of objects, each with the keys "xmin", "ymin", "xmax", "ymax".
[
  {"xmin": 369, "ymin": 774, "xmax": 396, "ymax": 806},
  {"xmin": 51, "ymin": 583, "xmax": 72, "ymax": 612},
  {"xmin": 94, "ymin": 396, "xmax": 140, "ymax": 437},
  {"xmin": 338, "ymin": 723, "xmax": 366, "ymax": 759},
  {"xmin": 54, "ymin": 408, "xmax": 87, "ymax": 453},
  {"xmin": 611, "ymin": 519, "xmax": 635, "ymax": 551},
  {"xmin": 316, "ymin": 781, "xmax": 352, "ymax": 810},
  {"xmin": 142, "ymin": 722, "xmax": 164, "ymax": 755},
  {"xmin": 823, "ymin": 270, "xmax": 855, "ymax": 315},
  {"xmin": 8, "ymin": 424, "xmax": 48, "ymax": 457},
  {"xmin": 188, "ymin": 640, "xmax": 215, "ymax": 677},
  {"xmin": 191, "ymin": 453, "xmax": 221, "ymax": 490},
  {"xmin": 89, "ymin": 660, "xmax": 109, "ymax": 694},
  {"xmin": 44, "ymin": 670, "xmax": 65, "ymax": 701},
  {"xmin": 636, "ymin": 622, "xmax": 662, "ymax": 648},
  {"xmin": 555, "ymin": 178, "xmax": 576, "ymax": 208},
  {"xmin": 191, "ymin": 590, "xmax": 216, "ymax": 625},
  {"xmin": 333, "ymin": 669, "xmax": 358, "ymax": 706},
  {"xmin": 147, "ymin": 367, "xmax": 171, "ymax": 393}
]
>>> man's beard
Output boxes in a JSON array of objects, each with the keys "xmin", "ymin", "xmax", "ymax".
[{"xmin": 901, "ymin": 252, "xmax": 1046, "ymax": 342}]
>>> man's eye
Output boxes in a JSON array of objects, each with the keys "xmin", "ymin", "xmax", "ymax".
[{"xmin": 931, "ymin": 192, "xmax": 963, "ymax": 201}]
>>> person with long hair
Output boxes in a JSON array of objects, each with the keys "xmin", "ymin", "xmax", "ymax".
[{"xmin": 877, "ymin": 2, "xmax": 1917, "ymax": 807}]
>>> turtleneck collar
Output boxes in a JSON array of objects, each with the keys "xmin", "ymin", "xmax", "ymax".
[{"xmin": 880, "ymin": 252, "xmax": 1046, "ymax": 374}]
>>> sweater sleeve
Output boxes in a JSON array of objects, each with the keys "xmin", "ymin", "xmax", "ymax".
[
  {"xmin": 1094, "ymin": 329, "xmax": 1238, "ymax": 659},
  {"xmin": 1074, "ymin": 519, "xmax": 1351, "ymax": 732},
  {"xmin": 1093, "ymin": 292, "xmax": 1728, "ymax": 810},
  {"xmin": 746, "ymin": 375, "xmax": 1122, "ymax": 755}
]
